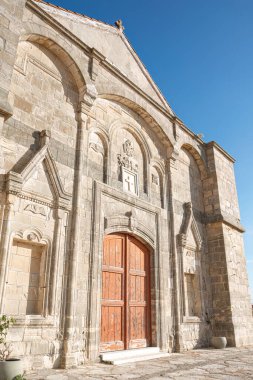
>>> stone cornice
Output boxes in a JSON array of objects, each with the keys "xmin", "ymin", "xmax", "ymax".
[
  {"xmin": 205, "ymin": 141, "xmax": 235, "ymax": 163},
  {"xmin": 205, "ymin": 213, "xmax": 245, "ymax": 233},
  {"xmin": 0, "ymin": 88, "xmax": 13, "ymax": 118}
]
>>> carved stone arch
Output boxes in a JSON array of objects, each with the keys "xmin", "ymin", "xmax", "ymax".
[
  {"xmin": 150, "ymin": 159, "xmax": 165, "ymax": 208},
  {"xmin": 181, "ymin": 143, "xmax": 208, "ymax": 180},
  {"xmin": 13, "ymin": 227, "xmax": 51, "ymax": 247},
  {"xmin": 151, "ymin": 158, "xmax": 165, "ymax": 175},
  {"xmin": 109, "ymin": 119, "xmax": 152, "ymax": 163},
  {"xmin": 109, "ymin": 119, "xmax": 151, "ymax": 195},
  {"xmin": 88, "ymin": 125, "xmax": 109, "ymax": 149},
  {"xmin": 20, "ymin": 29, "xmax": 90, "ymax": 98},
  {"xmin": 105, "ymin": 214, "xmax": 155, "ymax": 249},
  {"xmin": 99, "ymin": 93, "xmax": 174, "ymax": 150}
]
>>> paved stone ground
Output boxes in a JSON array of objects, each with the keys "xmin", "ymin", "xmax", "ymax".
[{"xmin": 25, "ymin": 347, "xmax": 253, "ymax": 379}]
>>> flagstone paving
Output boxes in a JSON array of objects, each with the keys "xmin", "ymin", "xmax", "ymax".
[{"xmin": 25, "ymin": 347, "xmax": 253, "ymax": 379}]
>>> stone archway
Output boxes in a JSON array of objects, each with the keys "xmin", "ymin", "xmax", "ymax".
[{"xmin": 100, "ymin": 233, "xmax": 151, "ymax": 352}]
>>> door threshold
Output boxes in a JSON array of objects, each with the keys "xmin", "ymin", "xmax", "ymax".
[{"xmin": 100, "ymin": 347, "xmax": 170, "ymax": 365}]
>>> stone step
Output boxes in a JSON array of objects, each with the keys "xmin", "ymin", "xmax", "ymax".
[
  {"xmin": 100, "ymin": 347, "xmax": 170, "ymax": 365},
  {"xmin": 110, "ymin": 352, "xmax": 170, "ymax": 365}
]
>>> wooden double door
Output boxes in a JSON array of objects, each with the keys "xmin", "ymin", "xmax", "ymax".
[{"xmin": 100, "ymin": 234, "xmax": 151, "ymax": 352}]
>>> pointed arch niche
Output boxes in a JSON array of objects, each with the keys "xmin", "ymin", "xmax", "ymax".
[
  {"xmin": 0, "ymin": 130, "xmax": 71, "ymax": 320},
  {"xmin": 109, "ymin": 122, "xmax": 150, "ymax": 198},
  {"xmin": 88, "ymin": 129, "xmax": 108, "ymax": 183},
  {"xmin": 177, "ymin": 202, "xmax": 204, "ymax": 321},
  {"xmin": 150, "ymin": 162, "xmax": 164, "ymax": 208}
]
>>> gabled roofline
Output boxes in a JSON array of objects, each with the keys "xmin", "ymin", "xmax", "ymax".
[
  {"xmin": 31, "ymin": 0, "xmax": 174, "ymax": 115},
  {"xmin": 27, "ymin": 0, "xmax": 236, "ymax": 163},
  {"xmin": 33, "ymin": 0, "xmax": 117, "ymax": 30}
]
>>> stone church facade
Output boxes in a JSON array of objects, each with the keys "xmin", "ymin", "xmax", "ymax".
[{"xmin": 0, "ymin": 0, "xmax": 252, "ymax": 370}]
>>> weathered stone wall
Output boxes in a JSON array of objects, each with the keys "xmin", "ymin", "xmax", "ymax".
[
  {"xmin": 205, "ymin": 144, "xmax": 253, "ymax": 347},
  {"xmin": 0, "ymin": 0, "xmax": 251, "ymax": 371}
]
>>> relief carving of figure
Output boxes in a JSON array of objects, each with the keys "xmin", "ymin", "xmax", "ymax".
[
  {"xmin": 123, "ymin": 139, "xmax": 134, "ymax": 157},
  {"xmin": 117, "ymin": 139, "xmax": 138, "ymax": 173}
]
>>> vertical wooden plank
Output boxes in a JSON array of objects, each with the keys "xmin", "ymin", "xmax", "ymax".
[
  {"xmin": 127, "ymin": 237, "xmax": 151, "ymax": 349},
  {"xmin": 100, "ymin": 235, "xmax": 125, "ymax": 352}
]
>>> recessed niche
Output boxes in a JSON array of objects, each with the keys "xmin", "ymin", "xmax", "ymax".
[{"xmin": 4, "ymin": 239, "xmax": 46, "ymax": 316}]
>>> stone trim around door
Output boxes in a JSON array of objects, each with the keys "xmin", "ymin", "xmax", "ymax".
[{"xmin": 86, "ymin": 180, "xmax": 166, "ymax": 360}]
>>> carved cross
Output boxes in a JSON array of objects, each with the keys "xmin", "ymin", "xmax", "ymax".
[
  {"xmin": 125, "ymin": 176, "xmax": 132, "ymax": 191},
  {"xmin": 115, "ymin": 19, "xmax": 124, "ymax": 31}
]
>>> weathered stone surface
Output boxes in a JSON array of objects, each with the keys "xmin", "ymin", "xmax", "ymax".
[
  {"xmin": 25, "ymin": 347, "xmax": 253, "ymax": 379},
  {"xmin": 0, "ymin": 0, "xmax": 252, "ymax": 372}
]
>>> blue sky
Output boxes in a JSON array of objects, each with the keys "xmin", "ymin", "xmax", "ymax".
[{"xmin": 47, "ymin": 0, "xmax": 253, "ymax": 300}]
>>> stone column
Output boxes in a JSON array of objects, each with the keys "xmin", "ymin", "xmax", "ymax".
[
  {"xmin": 0, "ymin": 115, "xmax": 5, "ymax": 174},
  {"xmin": 166, "ymin": 153, "xmax": 183, "ymax": 352},
  {"xmin": 0, "ymin": 194, "xmax": 15, "ymax": 313},
  {"xmin": 49, "ymin": 208, "xmax": 66, "ymax": 316},
  {"xmin": 61, "ymin": 97, "xmax": 94, "ymax": 368}
]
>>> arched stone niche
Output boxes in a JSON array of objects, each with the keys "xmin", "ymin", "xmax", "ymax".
[
  {"xmin": 110, "ymin": 127, "xmax": 147, "ymax": 197},
  {"xmin": 150, "ymin": 165, "xmax": 164, "ymax": 208},
  {"xmin": 88, "ymin": 131, "xmax": 107, "ymax": 183},
  {"xmin": 177, "ymin": 147, "xmax": 204, "ymax": 212},
  {"xmin": 10, "ymin": 39, "xmax": 80, "ymax": 148},
  {"xmin": 3, "ymin": 229, "xmax": 51, "ymax": 317},
  {"xmin": 178, "ymin": 202, "xmax": 203, "ymax": 320}
]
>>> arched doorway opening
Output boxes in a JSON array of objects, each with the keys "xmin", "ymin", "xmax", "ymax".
[{"xmin": 100, "ymin": 233, "xmax": 151, "ymax": 352}]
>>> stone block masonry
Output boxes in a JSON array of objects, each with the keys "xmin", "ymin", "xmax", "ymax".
[{"xmin": 0, "ymin": 0, "xmax": 252, "ymax": 371}]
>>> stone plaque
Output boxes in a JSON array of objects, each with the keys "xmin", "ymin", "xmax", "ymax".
[
  {"xmin": 184, "ymin": 249, "xmax": 196, "ymax": 274},
  {"xmin": 122, "ymin": 167, "xmax": 139, "ymax": 196}
]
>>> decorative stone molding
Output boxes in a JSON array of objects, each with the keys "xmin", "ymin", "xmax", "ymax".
[
  {"xmin": 14, "ymin": 228, "xmax": 49, "ymax": 245},
  {"xmin": 83, "ymin": 84, "xmax": 98, "ymax": 108},
  {"xmin": 105, "ymin": 211, "xmax": 155, "ymax": 247},
  {"xmin": 24, "ymin": 203, "xmax": 47, "ymax": 217},
  {"xmin": 205, "ymin": 213, "xmax": 245, "ymax": 233},
  {"xmin": 178, "ymin": 202, "xmax": 202, "ymax": 250},
  {"xmin": 5, "ymin": 129, "xmax": 71, "ymax": 211},
  {"xmin": 117, "ymin": 139, "xmax": 138, "ymax": 173}
]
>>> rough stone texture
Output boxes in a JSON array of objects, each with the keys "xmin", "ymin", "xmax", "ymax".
[
  {"xmin": 25, "ymin": 347, "xmax": 253, "ymax": 379},
  {"xmin": 0, "ymin": 0, "xmax": 252, "ymax": 371}
]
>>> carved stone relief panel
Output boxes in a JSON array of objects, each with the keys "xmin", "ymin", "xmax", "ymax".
[
  {"xmin": 122, "ymin": 167, "xmax": 139, "ymax": 196},
  {"xmin": 110, "ymin": 123, "xmax": 147, "ymax": 194},
  {"xmin": 117, "ymin": 139, "xmax": 138, "ymax": 173},
  {"xmin": 183, "ymin": 249, "xmax": 196, "ymax": 274},
  {"xmin": 23, "ymin": 202, "xmax": 50, "ymax": 220},
  {"xmin": 117, "ymin": 139, "xmax": 139, "ymax": 196}
]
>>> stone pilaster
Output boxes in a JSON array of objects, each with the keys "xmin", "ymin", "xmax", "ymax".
[
  {"xmin": 0, "ymin": 194, "xmax": 15, "ymax": 313},
  {"xmin": 166, "ymin": 152, "xmax": 184, "ymax": 352},
  {"xmin": 61, "ymin": 100, "xmax": 94, "ymax": 368},
  {"xmin": 0, "ymin": 0, "xmax": 26, "ymax": 118},
  {"xmin": 205, "ymin": 142, "xmax": 253, "ymax": 346}
]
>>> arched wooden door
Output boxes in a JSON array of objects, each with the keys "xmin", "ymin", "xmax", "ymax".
[{"xmin": 100, "ymin": 233, "xmax": 151, "ymax": 352}]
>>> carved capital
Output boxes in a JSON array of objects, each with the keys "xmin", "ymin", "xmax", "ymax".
[
  {"xmin": 82, "ymin": 84, "xmax": 97, "ymax": 108},
  {"xmin": 178, "ymin": 233, "xmax": 187, "ymax": 248},
  {"xmin": 6, "ymin": 171, "xmax": 23, "ymax": 194},
  {"xmin": 40, "ymin": 129, "xmax": 51, "ymax": 147},
  {"xmin": 56, "ymin": 208, "xmax": 66, "ymax": 220}
]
